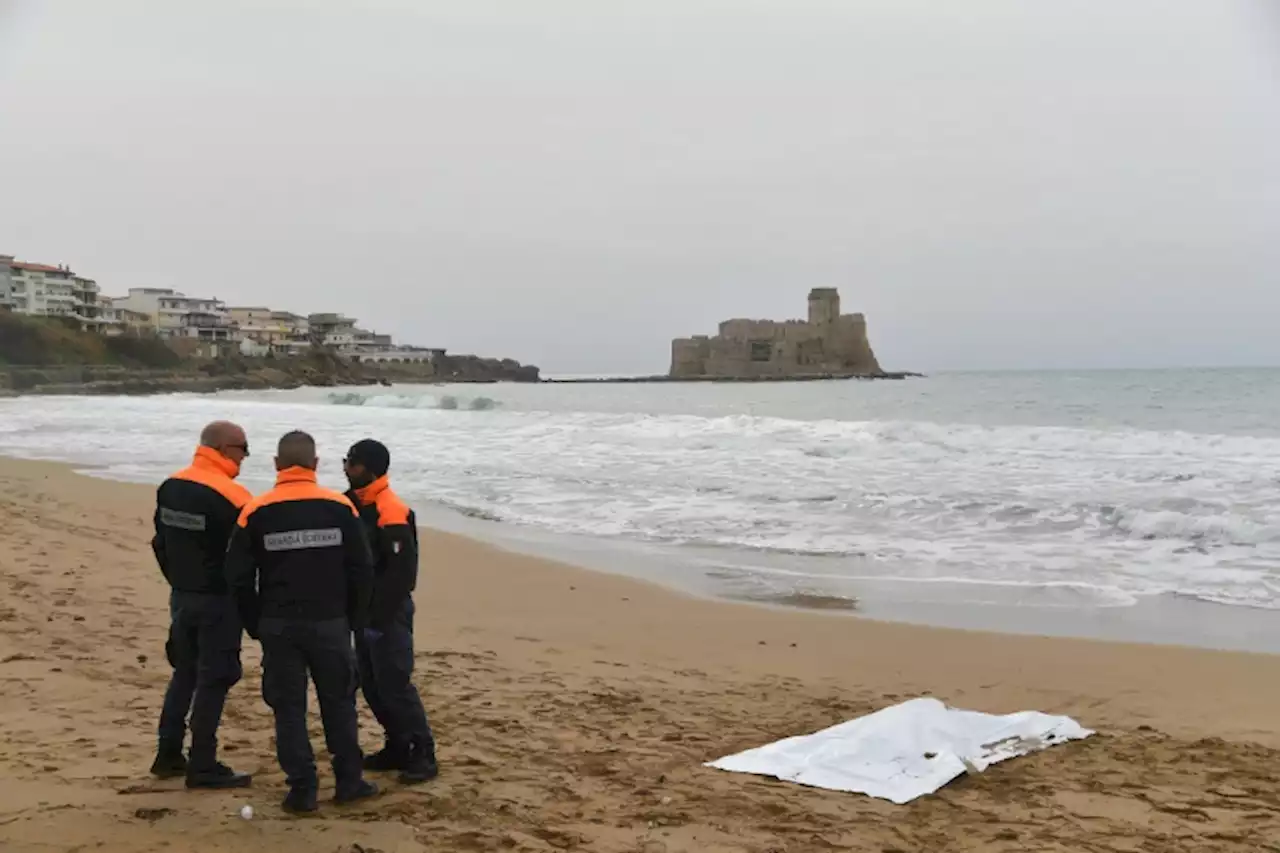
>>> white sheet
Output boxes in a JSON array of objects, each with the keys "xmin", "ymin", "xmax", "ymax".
[{"xmin": 704, "ymin": 697, "xmax": 1093, "ymax": 804}]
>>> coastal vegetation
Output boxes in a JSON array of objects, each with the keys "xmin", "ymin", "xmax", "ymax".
[
  {"xmin": 0, "ymin": 312, "xmax": 180, "ymax": 369},
  {"xmin": 0, "ymin": 312, "xmax": 540, "ymax": 394}
]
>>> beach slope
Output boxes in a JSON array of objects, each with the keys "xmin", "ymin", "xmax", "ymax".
[{"xmin": 0, "ymin": 456, "xmax": 1278, "ymax": 852}]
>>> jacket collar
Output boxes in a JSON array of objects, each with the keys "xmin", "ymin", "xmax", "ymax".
[
  {"xmin": 275, "ymin": 466, "xmax": 317, "ymax": 486},
  {"xmin": 353, "ymin": 474, "xmax": 390, "ymax": 506},
  {"xmin": 192, "ymin": 446, "xmax": 241, "ymax": 479}
]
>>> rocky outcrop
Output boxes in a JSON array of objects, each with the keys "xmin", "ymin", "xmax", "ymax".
[{"xmin": 430, "ymin": 354, "xmax": 540, "ymax": 383}]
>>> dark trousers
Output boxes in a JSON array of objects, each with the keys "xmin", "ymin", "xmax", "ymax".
[
  {"xmin": 354, "ymin": 598, "xmax": 435, "ymax": 756},
  {"xmin": 259, "ymin": 616, "xmax": 364, "ymax": 792},
  {"xmin": 157, "ymin": 590, "xmax": 243, "ymax": 768}
]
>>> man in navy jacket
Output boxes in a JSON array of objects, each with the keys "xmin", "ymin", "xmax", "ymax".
[{"xmin": 344, "ymin": 438, "xmax": 438, "ymax": 784}]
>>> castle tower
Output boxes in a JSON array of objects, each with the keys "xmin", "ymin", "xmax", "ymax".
[{"xmin": 808, "ymin": 287, "xmax": 840, "ymax": 325}]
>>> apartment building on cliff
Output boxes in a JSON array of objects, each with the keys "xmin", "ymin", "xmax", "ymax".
[
  {"xmin": 307, "ymin": 312, "xmax": 394, "ymax": 354},
  {"xmin": 670, "ymin": 288, "xmax": 882, "ymax": 378},
  {"xmin": 110, "ymin": 287, "xmax": 237, "ymax": 342},
  {"xmin": 226, "ymin": 307, "xmax": 312, "ymax": 355},
  {"xmin": 98, "ymin": 297, "xmax": 153, "ymax": 337},
  {"xmin": 227, "ymin": 307, "xmax": 309, "ymax": 341},
  {"xmin": 3, "ymin": 248, "xmax": 414, "ymax": 359},
  {"xmin": 1, "ymin": 254, "xmax": 103, "ymax": 330}
]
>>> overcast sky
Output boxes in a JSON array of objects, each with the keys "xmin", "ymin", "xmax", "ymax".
[{"xmin": 1, "ymin": 1, "xmax": 1278, "ymax": 373}]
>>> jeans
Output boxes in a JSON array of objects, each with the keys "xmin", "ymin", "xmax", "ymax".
[
  {"xmin": 259, "ymin": 616, "xmax": 364, "ymax": 792},
  {"xmin": 157, "ymin": 590, "xmax": 243, "ymax": 768},
  {"xmin": 354, "ymin": 598, "xmax": 435, "ymax": 756}
]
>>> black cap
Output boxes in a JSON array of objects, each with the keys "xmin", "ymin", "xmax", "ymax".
[{"xmin": 346, "ymin": 438, "xmax": 390, "ymax": 477}]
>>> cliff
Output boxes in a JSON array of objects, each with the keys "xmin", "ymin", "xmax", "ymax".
[{"xmin": 0, "ymin": 314, "xmax": 540, "ymax": 395}]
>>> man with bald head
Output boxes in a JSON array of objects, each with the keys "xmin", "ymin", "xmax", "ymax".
[
  {"xmin": 150, "ymin": 421, "xmax": 254, "ymax": 789},
  {"xmin": 226, "ymin": 430, "xmax": 377, "ymax": 812}
]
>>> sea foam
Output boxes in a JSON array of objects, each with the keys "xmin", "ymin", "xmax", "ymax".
[{"xmin": 2, "ymin": 377, "xmax": 1278, "ymax": 610}]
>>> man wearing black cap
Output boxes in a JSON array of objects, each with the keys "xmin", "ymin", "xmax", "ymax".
[{"xmin": 343, "ymin": 438, "xmax": 439, "ymax": 784}]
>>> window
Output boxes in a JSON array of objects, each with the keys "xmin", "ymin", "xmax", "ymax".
[{"xmin": 750, "ymin": 341, "xmax": 773, "ymax": 362}]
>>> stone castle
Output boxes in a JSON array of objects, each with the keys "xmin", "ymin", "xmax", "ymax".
[{"xmin": 669, "ymin": 288, "xmax": 882, "ymax": 379}]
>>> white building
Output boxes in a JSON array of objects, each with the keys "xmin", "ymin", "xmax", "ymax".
[
  {"xmin": 307, "ymin": 312, "xmax": 355, "ymax": 347},
  {"xmin": 3, "ymin": 256, "xmax": 104, "ymax": 329},
  {"xmin": 111, "ymin": 287, "xmax": 236, "ymax": 340},
  {"xmin": 99, "ymin": 296, "xmax": 153, "ymax": 336},
  {"xmin": 352, "ymin": 328, "xmax": 394, "ymax": 351},
  {"xmin": 304, "ymin": 312, "xmax": 397, "ymax": 354},
  {"xmin": 0, "ymin": 255, "xmax": 13, "ymax": 311},
  {"xmin": 239, "ymin": 337, "xmax": 271, "ymax": 357}
]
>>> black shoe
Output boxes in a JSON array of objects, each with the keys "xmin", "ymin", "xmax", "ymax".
[
  {"xmin": 185, "ymin": 762, "xmax": 252, "ymax": 790},
  {"xmin": 282, "ymin": 787, "xmax": 318, "ymax": 814},
  {"xmin": 398, "ymin": 757, "xmax": 438, "ymax": 785},
  {"xmin": 333, "ymin": 780, "xmax": 379, "ymax": 805},
  {"xmin": 362, "ymin": 746, "xmax": 407, "ymax": 772},
  {"xmin": 150, "ymin": 750, "xmax": 187, "ymax": 780}
]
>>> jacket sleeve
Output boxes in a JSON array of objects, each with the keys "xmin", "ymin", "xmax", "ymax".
[
  {"xmin": 342, "ymin": 507, "xmax": 375, "ymax": 630},
  {"xmin": 151, "ymin": 503, "xmax": 170, "ymax": 582},
  {"xmin": 370, "ymin": 521, "xmax": 418, "ymax": 628},
  {"xmin": 215, "ymin": 492, "xmax": 248, "ymax": 552},
  {"xmin": 224, "ymin": 510, "xmax": 261, "ymax": 638}
]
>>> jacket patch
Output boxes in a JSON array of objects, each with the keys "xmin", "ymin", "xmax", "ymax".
[
  {"xmin": 263, "ymin": 528, "xmax": 343, "ymax": 551},
  {"xmin": 159, "ymin": 507, "xmax": 208, "ymax": 531}
]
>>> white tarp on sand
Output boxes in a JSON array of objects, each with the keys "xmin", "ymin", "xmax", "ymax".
[{"xmin": 705, "ymin": 696, "xmax": 1093, "ymax": 804}]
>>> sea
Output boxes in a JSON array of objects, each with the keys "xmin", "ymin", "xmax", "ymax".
[{"xmin": 2, "ymin": 368, "xmax": 1278, "ymax": 651}]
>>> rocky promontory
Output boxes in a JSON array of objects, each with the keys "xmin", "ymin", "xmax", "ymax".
[{"xmin": 0, "ymin": 352, "xmax": 540, "ymax": 396}]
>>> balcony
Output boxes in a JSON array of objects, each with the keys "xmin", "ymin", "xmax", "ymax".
[
  {"xmin": 180, "ymin": 309, "xmax": 234, "ymax": 338},
  {"xmin": 182, "ymin": 312, "xmax": 232, "ymax": 329}
]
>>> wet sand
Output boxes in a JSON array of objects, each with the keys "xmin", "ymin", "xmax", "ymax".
[
  {"xmin": 417, "ymin": 504, "xmax": 1280, "ymax": 655},
  {"xmin": 1, "ymin": 455, "xmax": 1279, "ymax": 852}
]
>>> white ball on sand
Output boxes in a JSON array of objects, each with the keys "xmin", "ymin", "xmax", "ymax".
[{"xmin": 240, "ymin": 804, "xmax": 254, "ymax": 820}]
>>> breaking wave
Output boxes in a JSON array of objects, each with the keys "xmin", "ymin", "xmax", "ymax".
[
  {"xmin": 4, "ymin": 371, "xmax": 1280, "ymax": 612},
  {"xmin": 325, "ymin": 391, "xmax": 499, "ymax": 411}
]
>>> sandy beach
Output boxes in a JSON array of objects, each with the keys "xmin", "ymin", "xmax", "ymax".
[{"xmin": 1, "ymin": 455, "xmax": 1279, "ymax": 852}]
